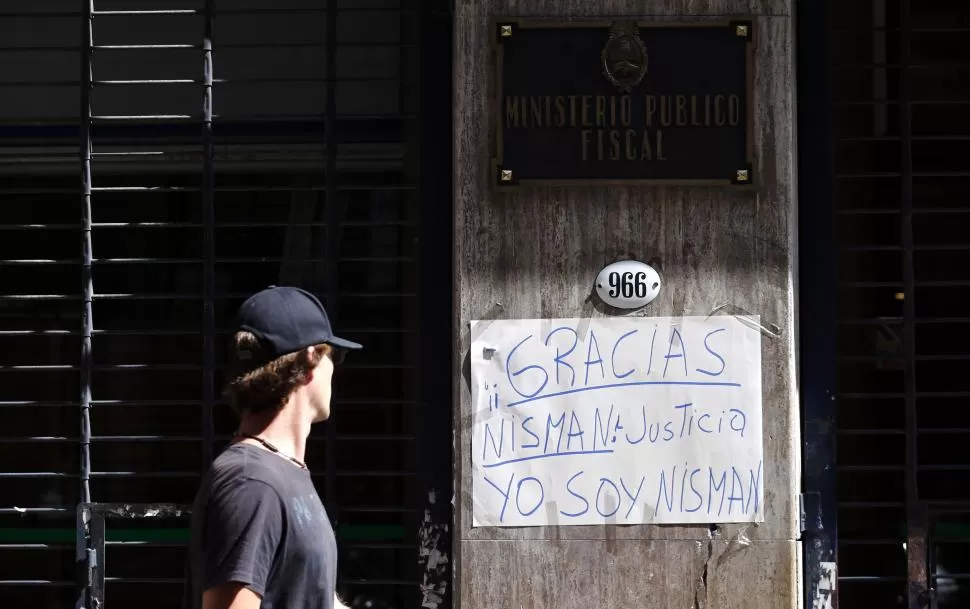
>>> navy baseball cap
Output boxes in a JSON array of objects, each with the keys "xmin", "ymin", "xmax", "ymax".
[{"xmin": 229, "ymin": 286, "xmax": 361, "ymax": 374}]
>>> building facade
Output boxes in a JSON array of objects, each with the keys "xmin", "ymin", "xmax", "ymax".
[{"xmin": 0, "ymin": 1, "xmax": 966, "ymax": 608}]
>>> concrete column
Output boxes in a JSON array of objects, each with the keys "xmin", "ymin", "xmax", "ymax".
[{"xmin": 453, "ymin": 1, "xmax": 798, "ymax": 607}]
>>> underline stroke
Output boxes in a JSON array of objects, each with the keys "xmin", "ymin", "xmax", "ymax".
[
  {"xmin": 483, "ymin": 449, "xmax": 615, "ymax": 468},
  {"xmin": 506, "ymin": 380, "xmax": 743, "ymax": 409}
]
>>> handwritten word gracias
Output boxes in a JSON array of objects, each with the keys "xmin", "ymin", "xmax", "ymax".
[{"xmin": 501, "ymin": 323, "xmax": 733, "ymax": 403}]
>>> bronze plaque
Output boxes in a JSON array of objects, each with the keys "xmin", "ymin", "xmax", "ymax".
[{"xmin": 493, "ymin": 19, "xmax": 756, "ymax": 187}]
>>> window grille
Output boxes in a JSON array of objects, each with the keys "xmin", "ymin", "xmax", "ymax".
[
  {"xmin": 0, "ymin": 2, "xmax": 447, "ymax": 608},
  {"xmin": 831, "ymin": 0, "xmax": 970, "ymax": 607}
]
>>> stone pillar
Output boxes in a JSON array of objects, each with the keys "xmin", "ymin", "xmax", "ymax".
[{"xmin": 453, "ymin": 1, "xmax": 797, "ymax": 608}]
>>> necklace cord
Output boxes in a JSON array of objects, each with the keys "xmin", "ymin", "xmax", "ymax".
[{"xmin": 235, "ymin": 431, "xmax": 308, "ymax": 470}]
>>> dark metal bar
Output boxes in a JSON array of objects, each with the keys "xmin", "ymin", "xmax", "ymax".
[
  {"xmin": 324, "ymin": 3, "xmax": 340, "ymax": 529},
  {"xmin": 0, "ymin": 10, "xmax": 81, "ymax": 17},
  {"xmin": 201, "ymin": 0, "xmax": 215, "ymax": 470},
  {"xmin": 0, "ymin": 42, "xmax": 416, "ymax": 51},
  {"xmin": 0, "ymin": 7, "xmax": 415, "ymax": 17},
  {"xmin": 0, "ymin": 255, "xmax": 412, "ymax": 264},
  {"xmin": 0, "ymin": 434, "xmax": 417, "ymax": 443},
  {"xmin": 223, "ymin": 41, "xmax": 417, "ymax": 49},
  {"xmin": 0, "ymin": 398, "xmax": 418, "ymax": 408},
  {"xmin": 89, "ymin": 41, "xmax": 416, "ymax": 50},
  {"xmin": 0, "ymin": 363, "xmax": 418, "ymax": 372},
  {"xmin": 92, "ymin": 9, "xmax": 201, "ymax": 16},
  {"xmin": 82, "ymin": 184, "xmax": 416, "ymax": 194},
  {"xmin": 94, "ymin": 44, "xmax": 196, "ymax": 49},
  {"xmin": 0, "ymin": 364, "xmax": 199, "ymax": 372},
  {"xmin": 897, "ymin": 1, "xmax": 932, "ymax": 608},
  {"xmin": 77, "ymin": 77, "xmax": 406, "ymax": 86},
  {"xmin": 91, "ymin": 78, "xmax": 195, "ymax": 86},
  {"xmin": 0, "ymin": 327, "xmax": 416, "ymax": 337},
  {"xmin": 395, "ymin": 4, "xmax": 423, "ymax": 599},
  {"xmin": 91, "ymin": 114, "xmax": 195, "ymax": 121},
  {"xmin": 79, "ymin": 0, "xmax": 94, "ymax": 510},
  {"xmin": 0, "ymin": 292, "xmax": 417, "ymax": 302},
  {"xmin": 831, "ymin": 26, "xmax": 970, "ymax": 33},
  {"xmin": 339, "ymin": 579, "xmax": 416, "ymax": 586},
  {"xmin": 100, "ymin": 578, "xmax": 185, "ymax": 584},
  {"xmin": 1, "ymin": 580, "xmax": 75, "ymax": 586},
  {"xmin": 0, "ymin": 470, "xmax": 417, "ymax": 479},
  {"xmin": 415, "ymin": 2, "xmax": 454, "ymax": 608},
  {"xmin": 899, "ymin": 0, "xmax": 916, "ymax": 488}
]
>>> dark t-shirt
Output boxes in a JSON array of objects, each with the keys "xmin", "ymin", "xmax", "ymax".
[{"xmin": 182, "ymin": 443, "xmax": 338, "ymax": 609}]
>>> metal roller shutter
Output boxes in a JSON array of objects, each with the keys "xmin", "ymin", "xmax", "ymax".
[
  {"xmin": 0, "ymin": 1, "xmax": 444, "ymax": 608},
  {"xmin": 831, "ymin": 0, "xmax": 970, "ymax": 606}
]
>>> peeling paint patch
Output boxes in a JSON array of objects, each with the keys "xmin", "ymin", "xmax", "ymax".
[
  {"xmin": 811, "ymin": 561, "xmax": 836, "ymax": 609},
  {"xmin": 82, "ymin": 503, "xmax": 189, "ymax": 520},
  {"xmin": 417, "ymin": 490, "xmax": 449, "ymax": 609}
]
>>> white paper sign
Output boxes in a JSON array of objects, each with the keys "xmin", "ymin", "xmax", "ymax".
[{"xmin": 470, "ymin": 316, "xmax": 763, "ymax": 527}]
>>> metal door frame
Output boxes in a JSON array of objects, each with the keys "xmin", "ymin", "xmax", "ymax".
[
  {"xmin": 796, "ymin": 0, "xmax": 840, "ymax": 606},
  {"xmin": 797, "ymin": 2, "xmax": 940, "ymax": 607},
  {"xmin": 414, "ymin": 1, "xmax": 455, "ymax": 608}
]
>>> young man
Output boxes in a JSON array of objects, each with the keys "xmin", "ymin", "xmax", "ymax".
[{"xmin": 183, "ymin": 286, "xmax": 361, "ymax": 609}]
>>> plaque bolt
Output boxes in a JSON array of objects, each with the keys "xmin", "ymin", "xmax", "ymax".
[
  {"xmin": 735, "ymin": 24, "xmax": 749, "ymax": 37},
  {"xmin": 500, "ymin": 25, "xmax": 512, "ymax": 37},
  {"xmin": 500, "ymin": 169, "xmax": 513, "ymax": 182},
  {"xmin": 736, "ymin": 169, "xmax": 749, "ymax": 183}
]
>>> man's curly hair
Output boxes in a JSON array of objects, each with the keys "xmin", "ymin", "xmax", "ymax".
[{"xmin": 222, "ymin": 331, "xmax": 331, "ymax": 416}]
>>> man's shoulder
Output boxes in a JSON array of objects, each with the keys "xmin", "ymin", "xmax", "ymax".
[{"xmin": 206, "ymin": 443, "xmax": 291, "ymax": 493}]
